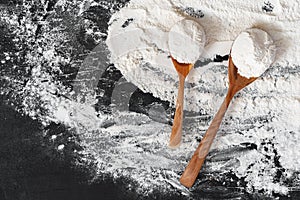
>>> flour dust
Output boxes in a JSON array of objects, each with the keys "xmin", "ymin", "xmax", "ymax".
[{"xmin": 0, "ymin": 0, "xmax": 299, "ymax": 199}]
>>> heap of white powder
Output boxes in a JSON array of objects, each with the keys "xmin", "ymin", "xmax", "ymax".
[
  {"xmin": 231, "ymin": 28, "xmax": 276, "ymax": 78},
  {"xmin": 105, "ymin": 0, "xmax": 296, "ymax": 112},
  {"xmin": 168, "ymin": 19, "xmax": 206, "ymax": 63}
]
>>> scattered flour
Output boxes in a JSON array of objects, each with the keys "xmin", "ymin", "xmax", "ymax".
[
  {"xmin": 1, "ymin": 0, "xmax": 300, "ymax": 198},
  {"xmin": 231, "ymin": 28, "xmax": 276, "ymax": 78},
  {"xmin": 57, "ymin": 144, "xmax": 65, "ymax": 151},
  {"xmin": 105, "ymin": 0, "xmax": 300, "ymax": 196}
]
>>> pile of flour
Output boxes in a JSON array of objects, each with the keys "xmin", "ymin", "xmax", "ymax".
[
  {"xmin": 231, "ymin": 28, "xmax": 276, "ymax": 78},
  {"xmin": 168, "ymin": 19, "xmax": 206, "ymax": 63},
  {"xmin": 105, "ymin": 0, "xmax": 300, "ymax": 196},
  {"xmin": 106, "ymin": 0, "xmax": 298, "ymax": 112}
]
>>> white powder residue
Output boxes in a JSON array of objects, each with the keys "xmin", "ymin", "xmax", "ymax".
[
  {"xmin": 231, "ymin": 28, "xmax": 276, "ymax": 78},
  {"xmin": 168, "ymin": 19, "xmax": 206, "ymax": 63},
  {"xmin": 105, "ymin": 0, "xmax": 300, "ymax": 197},
  {"xmin": 57, "ymin": 144, "xmax": 65, "ymax": 151},
  {"xmin": 2, "ymin": 0, "xmax": 300, "ymax": 198}
]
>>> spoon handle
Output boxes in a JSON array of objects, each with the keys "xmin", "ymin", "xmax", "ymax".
[
  {"xmin": 169, "ymin": 74, "xmax": 186, "ymax": 148},
  {"xmin": 180, "ymin": 89, "xmax": 235, "ymax": 187}
]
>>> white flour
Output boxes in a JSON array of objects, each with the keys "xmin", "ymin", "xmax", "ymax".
[
  {"xmin": 105, "ymin": 0, "xmax": 300, "ymax": 196},
  {"xmin": 106, "ymin": 0, "xmax": 298, "ymax": 112},
  {"xmin": 1, "ymin": 0, "xmax": 300, "ymax": 198},
  {"xmin": 231, "ymin": 28, "xmax": 276, "ymax": 78},
  {"xmin": 168, "ymin": 19, "xmax": 206, "ymax": 63}
]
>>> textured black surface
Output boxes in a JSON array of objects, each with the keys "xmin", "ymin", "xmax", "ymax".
[
  {"xmin": 1, "ymin": 96, "xmax": 300, "ymax": 200},
  {"xmin": 0, "ymin": 104, "xmax": 146, "ymax": 200}
]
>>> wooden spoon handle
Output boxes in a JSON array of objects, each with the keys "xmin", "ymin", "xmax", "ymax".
[
  {"xmin": 180, "ymin": 91, "xmax": 234, "ymax": 187},
  {"xmin": 169, "ymin": 74, "xmax": 185, "ymax": 148}
]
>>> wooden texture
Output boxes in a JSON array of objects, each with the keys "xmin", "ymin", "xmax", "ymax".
[
  {"xmin": 169, "ymin": 57, "xmax": 194, "ymax": 148},
  {"xmin": 180, "ymin": 56, "xmax": 257, "ymax": 188}
]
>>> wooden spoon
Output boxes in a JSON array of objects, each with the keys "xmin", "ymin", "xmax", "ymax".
[
  {"xmin": 179, "ymin": 55, "xmax": 257, "ymax": 188},
  {"xmin": 169, "ymin": 57, "xmax": 194, "ymax": 148},
  {"xmin": 168, "ymin": 19, "xmax": 205, "ymax": 148}
]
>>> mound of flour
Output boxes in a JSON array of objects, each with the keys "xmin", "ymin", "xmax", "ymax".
[
  {"xmin": 168, "ymin": 19, "xmax": 206, "ymax": 63},
  {"xmin": 105, "ymin": 0, "xmax": 298, "ymax": 112},
  {"xmin": 231, "ymin": 28, "xmax": 276, "ymax": 78}
]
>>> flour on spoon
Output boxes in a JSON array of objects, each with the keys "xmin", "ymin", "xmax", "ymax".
[
  {"xmin": 168, "ymin": 19, "xmax": 205, "ymax": 63},
  {"xmin": 231, "ymin": 28, "xmax": 276, "ymax": 78}
]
